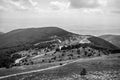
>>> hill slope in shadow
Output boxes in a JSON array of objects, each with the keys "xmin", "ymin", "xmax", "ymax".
[
  {"xmin": 0, "ymin": 27, "xmax": 72, "ymax": 48},
  {"xmin": 99, "ymin": 35, "xmax": 120, "ymax": 48}
]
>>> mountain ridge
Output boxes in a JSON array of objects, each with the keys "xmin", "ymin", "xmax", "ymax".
[
  {"xmin": 0, "ymin": 27, "xmax": 73, "ymax": 48},
  {"xmin": 0, "ymin": 27, "xmax": 118, "ymax": 50},
  {"xmin": 99, "ymin": 34, "xmax": 120, "ymax": 48}
]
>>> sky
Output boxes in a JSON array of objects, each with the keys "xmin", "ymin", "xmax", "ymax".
[{"xmin": 0, "ymin": 0, "xmax": 120, "ymax": 35}]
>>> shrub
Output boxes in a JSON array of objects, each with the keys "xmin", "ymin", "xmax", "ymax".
[
  {"xmin": 59, "ymin": 63, "xmax": 63, "ymax": 65},
  {"xmin": 80, "ymin": 68, "xmax": 87, "ymax": 76}
]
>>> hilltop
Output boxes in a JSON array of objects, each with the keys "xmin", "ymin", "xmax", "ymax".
[
  {"xmin": 99, "ymin": 35, "xmax": 120, "ymax": 48},
  {"xmin": 0, "ymin": 27, "xmax": 72, "ymax": 48},
  {"xmin": 0, "ymin": 27, "xmax": 118, "ymax": 50}
]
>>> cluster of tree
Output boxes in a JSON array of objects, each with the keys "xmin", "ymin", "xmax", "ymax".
[
  {"xmin": 110, "ymin": 49, "xmax": 120, "ymax": 53},
  {"xmin": 0, "ymin": 38, "xmax": 117, "ymax": 68},
  {"xmin": 0, "ymin": 53, "xmax": 13, "ymax": 68},
  {"xmin": 15, "ymin": 58, "xmax": 34, "ymax": 66},
  {"xmin": 0, "ymin": 44, "xmax": 33, "ymax": 55},
  {"xmin": 56, "ymin": 43, "xmax": 109, "ymax": 52},
  {"xmin": 34, "ymin": 40, "xmax": 59, "ymax": 51},
  {"xmin": 0, "ymin": 40, "xmax": 57, "ymax": 68},
  {"xmin": 0, "ymin": 51, "xmax": 22, "ymax": 68},
  {"xmin": 42, "ymin": 44, "xmax": 111, "ymax": 63}
]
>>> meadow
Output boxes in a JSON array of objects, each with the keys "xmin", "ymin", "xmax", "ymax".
[{"xmin": 1, "ymin": 54, "xmax": 120, "ymax": 80}]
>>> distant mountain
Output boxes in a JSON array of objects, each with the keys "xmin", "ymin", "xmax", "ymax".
[
  {"xmin": 0, "ymin": 27, "xmax": 118, "ymax": 50},
  {"xmin": 0, "ymin": 32, "xmax": 4, "ymax": 35},
  {"xmin": 88, "ymin": 36, "xmax": 118, "ymax": 50},
  {"xmin": 99, "ymin": 35, "xmax": 120, "ymax": 48},
  {"xmin": 0, "ymin": 32, "xmax": 4, "ymax": 39},
  {"xmin": 0, "ymin": 27, "xmax": 72, "ymax": 48}
]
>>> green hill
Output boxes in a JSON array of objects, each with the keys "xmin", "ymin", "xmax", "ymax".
[
  {"xmin": 0, "ymin": 27, "xmax": 72, "ymax": 48},
  {"xmin": 99, "ymin": 35, "xmax": 120, "ymax": 48}
]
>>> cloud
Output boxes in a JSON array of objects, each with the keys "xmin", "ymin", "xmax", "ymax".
[
  {"xmin": 69, "ymin": 0, "xmax": 120, "ymax": 14},
  {"xmin": 108, "ymin": 0, "xmax": 120, "ymax": 9},
  {"xmin": 69, "ymin": 0, "xmax": 100, "ymax": 9},
  {"xmin": 0, "ymin": 0, "xmax": 38, "ymax": 11},
  {"xmin": 10, "ymin": 0, "xmax": 38, "ymax": 10},
  {"xmin": 0, "ymin": 6, "xmax": 7, "ymax": 11},
  {"xmin": 106, "ymin": 0, "xmax": 120, "ymax": 13},
  {"xmin": 50, "ymin": 1, "xmax": 70, "ymax": 10},
  {"xmin": 1, "ymin": 0, "xmax": 120, "ymax": 14},
  {"xmin": 8, "ymin": 0, "xmax": 28, "ymax": 10},
  {"xmin": 111, "ymin": 10, "xmax": 120, "ymax": 14},
  {"xmin": 0, "ymin": 0, "xmax": 8, "ymax": 11}
]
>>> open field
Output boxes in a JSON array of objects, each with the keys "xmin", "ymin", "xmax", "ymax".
[
  {"xmin": 0, "ymin": 53, "xmax": 120, "ymax": 80},
  {"xmin": 0, "ymin": 60, "xmax": 70, "ymax": 77}
]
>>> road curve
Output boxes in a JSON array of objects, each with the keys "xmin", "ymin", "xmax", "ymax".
[
  {"xmin": 0, "ymin": 64, "xmax": 66, "ymax": 79},
  {"xmin": 0, "ymin": 56, "xmax": 105, "ymax": 79}
]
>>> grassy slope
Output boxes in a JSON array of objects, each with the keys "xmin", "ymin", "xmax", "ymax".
[
  {"xmin": 88, "ymin": 36, "xmax": 119, "ymax": 50},
  {"xmin": 2, "ymin": 54, "xmax": 120, "ymax": 80},
  {"xmin": 99, "ymin": 35, "xmax": 120, "ymax": 48},
  {"xmin": 0, "ymin": 59, "xmax": 73, "ymax": 77},
  {"xmin": 0, "ymin": 27, "xmax": 71, "ymax": 48},
  {"xmin": 0, "ymin": 62, "xmax": 60, "ymax": 77}
]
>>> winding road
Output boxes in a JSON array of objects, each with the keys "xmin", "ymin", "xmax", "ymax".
[{"xmin": 0, "ymin": 56, "xmax": 105, "ymax": 79}]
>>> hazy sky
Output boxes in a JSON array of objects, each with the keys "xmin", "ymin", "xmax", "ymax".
[{"xmin": 0, "ymin": 0, "xmax": 120, "ymax": 35}]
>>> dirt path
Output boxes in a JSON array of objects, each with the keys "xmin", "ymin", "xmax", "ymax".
[
  {"xmin": 0, "ymin": 56, "xmax": 106, "ymax": 79},
  {"xmin": 0, "ymin": 64, "xmax": 66, "ymax": 79}
]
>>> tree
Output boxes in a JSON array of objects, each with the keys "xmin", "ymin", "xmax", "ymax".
[
  {"xmin": 0, "ymin": 56, "xmax": 13, "ymax": 68},
  {"xmin": 56, "ymin": 48, "xmax": 60, "ymax": 52},
  {"xmin": 80, "ymin": 68, "xmax": 87, "ymax": 76},
  {"xmin": 77, "ymin": 49, "xmax": 80, "ymax": 54},
  {"xmin": 12, "ymin": 54, "xmax": 21, "ymax": 61},
  {"xmin": 61, "ymin": 53, "xmax": 64, "ymax": 56}
]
